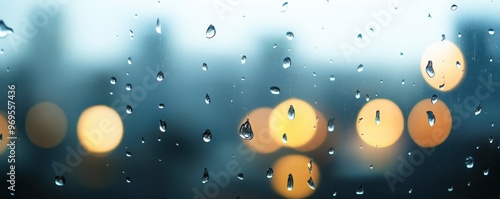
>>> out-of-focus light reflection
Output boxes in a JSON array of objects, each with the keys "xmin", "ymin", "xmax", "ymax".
[
  {"xmin": 420, "ymin": 40, "xmax": 465, "ymax": 92},
  {"xmin": 356, "ymin": 99, "xmax": 404, "ymax": 148},
  {"xmin": 77, "ymin": 105, "xmax": 123, "ymax": 154},
  {"xmin": 239, "ymin": 108, "xmax": 281, "ymax": 154},
  {"xmin": 271, "ymin": 155, "xmax": 319, "ymax": 199},
  {"xmin": 296, "ymin": 110, "xmax": 327, "ymax": 152},
  {"xmin": 408, "ymin": 99, "xmax": 452, "ymax": 147},
  {"xmin": 25, "ymin": 102, "xmax": 67, "ymax": 148},
  {"xmin": 0, "ymin": 112, "xmax": 8, "ymax": 154},
  {"xmin": 74, "ymin": 156, "xmax": 114, "ymax": 189},
  {"xmin": 269, "ymin": 98, "xmax": 317, "ymax": 149}
]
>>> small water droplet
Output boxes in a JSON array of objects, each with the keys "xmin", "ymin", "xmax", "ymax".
[
  {"xmin": 489, "ymin": 57, "xmax": 493, "ymax": 62},
  {"xmin": 109, "ymin": 91, "xmax": 113, "ymax": 95},
  {"xmin": 206, "ymin": 24, "xmax": 216, "ymax": 39},
  {"xmin": 0, "ymin": 20, "xmax": 14, "ymax": 38},
  {"xmin": 357, "ymin": 64, "xmax": 364, "ymax": 72},
  {"xmin": 454, "ymin": 61, "xmax": 461, "ymax": 68},
  {"xmin": 307, "ymin": 177, "xmax": 315, "ymax": 190},
  {"xmin": 451, "ymin": 4, "xmax": 458, "ymax": 11},
  {"xmin": 356, "ymin": 186, "xmax": 364, "ymax": 195},
  {"xmin": 141, "ymin": 137, "xmax": 145, "ymax": 144},
  {"xmin": 205, "ymin": 94, "xmax": 211, "ymax": 104},
  {"xmin": 282, "ymin": 133, "xmax": 288, "ymax": 143},
  {"xmin": 465, "ymin": 156, "xmax": 474, "ymax": 168},
  {"xmin": 55, "ymin": 176, "xmax": 65, "ymax": 186},
  {"xmin": 365, "ymin": 94, "xmax": 370, "ymax": 102},
  {"xmin": 126, "ymin": 105, "xmax": 133, "ymax": 114},
  {"xmin": 156, "ymin": 18, "xmax": 161, "ymax": 34},
  {"xmin": 458, "ymin": 32, "xmax": 462, "ymax": 38},
  {"xmin": 283, "ymin": 57, "xmax": 292, "ymax": 69},
  {"xmin": 157, "ymin": 71, "xmax": 164, "ymax": 81},
  {"xmin": 270, "ymin": 86, "xmax": 281, "ymax": 94},
  {"xmin": 491, "ymin": 122, "xmax": 495, "ymax": 127},
  {"xmin": 474, "ymin": 105, "xmax": 482, "ymax": 115},
  {"xmin": 202, "ymin": 168, "xmax": 209, "ymax": 183},
  {"xmin": 201, "ymin": 63, "xmax": 208, "ymax": 71},
  {"xmin": 125, "ymin": 151, "xmax": 132, "ymax": 158},
  {"xmin": 375, "ymin": 110, "xmax": 380, "ymax": 125},
  {"xmin": 202, "ymin": 129, "xmax": 212, "ymax": 143},
  {"xmin": 127, "ymin": 57, "xmax": 132, "ymax": 65},
  {"xmin": 129, "ymin": 29, "xmax": 134, "ymax": 40},
  {"xmin": 288, "ymin": 105, "xmax": 295, "ymax": 120},
  {"xmin": 287, "ymin": 173, "xmax": 294, "ymax": 191},
  {"xmin": 308, "ymin": 158, "xmax": 313, "ymax": 174},
  {"xmin": 409, "ymin": 188, "xmax": 413, "ymax": 194},
  {"xmin": 427, "ymin": 111, "xmax": 436, "ymax": 126},
  {"xmin": 355, "ymin": 89, "xmax": 361, "ymax": 99},
  {"xmin": 266, "ymin": 168, "xmax": 274, "ymax": 179},
  {"xmin": 488, "ymin": 28, "xmax": 495, "ymax": 35},
  {"xmin": 285, "ymin": 31, "xmax": 294, "ymax": 40},
  {"xmin": 239, "ymin": 119, "xmax": 254, "ymax": 140},
  {"xmin": 358, "ymin": 118, "xmax": 363, "ymax": 123},
  {"xmin": 357, "ymin": 33, "xmax": 363, "ymax": 39},
  {"xmin": 483, "ymin": 167, "xmax": 490, "ymax": 176},
  {"xmin": 426, "ymin": 60, "xmax": 435, "ymax": 78},
  {"xmin": 126, "ymin": 177, "xmax": 131, "ymax": 183},
  {"xmin": 439, "ymin": 82, "xmax": 445, "ymax": 90},
  {"xmin": 158, "ymin": 103, "xmax": 164, "ymax": 109},
  {"xmin": 157, "ymin": 137, "xmax": 162, "ymax": 142},
  {"xmin": 328, "ymin": 147, "xmax": 334, "ymax": 155},
  {"xmin": 431, "ymin": 95, "xmax": 438, "ymax": 104},
  {"xmin": 400, "ymin": 52, "xmax": 404, "ymax": 58},
  {"xmin": 237, "ymin": 173, "xmax": 244, "ymax": 180},
  {"xmin": 125, "ymin": 83, "xmax": 132, "ymax": 91},
  {"xmin": 273, "ymin": 44, "xmax": 278, "ymax": 48},
  {"xmin": 110, "ymin": 77, "xmax": 117, "ymax": 85},
  {"xmin": 332, "ymin": 191, "xmax": 337, "ymax": 197},
  {"xmin": 441, "ymin": 34, "xmax": 446, "ymax": 41},
  {"xmin": 159, "ymin": 119, "xmax": 167, "ymax": 132},
  {"xmin": 312, "ymin": 71, "xmax": 316, "ymax": 76},
  {"xmin": 329, "ymin": 75, "xmax": 335, "ymax": 81},
  {"xmin": 281, "ymin": 2, "xmax": 289, "ymax": 13},
  {"xmin": 241, "ymin": 55, "xmax": 247, "ymax": 64},
  {"xmin": 327, "ymin": 117, "xmax": 335, "ymax": 132}
]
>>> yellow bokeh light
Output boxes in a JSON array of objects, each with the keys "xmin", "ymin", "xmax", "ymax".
[
  {"xmin": 296, "ymin": 110, "xmax": 327, "ymax": 152},
  {"xmin": 269, "ymin": 98, "xmax": 317, "ymax": 148},
  {"xmin": 239, "ymin": 108, "xmax": 281, "ymax": 154},
  {"xmin": 420, "ymin": 40, "xmax": 465, "ymax": 92},
  {"xmin": 271, "ymin": 155, "xmax": 320, "ymax": 199},
  {"xmin": 408, "ymin": 99, "xmax": 452, "ymax": 148},
  {"xmin": 0, "ymin": 112, "xmax": 9, "ymax": 155},
  {"xmin": 356, "ymin": 99, "xmax": 404, "ymax": 148},
  {"xmin": 77, "ymin": 105, "xmax": 123, "ymax": 154},
  {"xmin": 25, "ymin": 102, "xmax": 67, "ymax": 148}
]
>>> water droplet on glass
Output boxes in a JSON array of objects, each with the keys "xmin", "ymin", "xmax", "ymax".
[
  {"xmin": 273, "ymin": 44, "xmax": 278, "ymax": 48},
  {"xmin": 488, "ymin": 136, "xmax": 493, "ymax": 143},
  {"xmin": 358, "ymin": 118, "xmax": 363, "ymax": 123},
  {"xmin": 489, "ymin": 57, "xmax": 493, "ymax": 63},
  {"xmin": 332, "ymin": 191, "xmax": 337, "ymax": 197},
  {"xmin": 157, "ymin": 71, "xmax": 164, "ymax": 81},
  {"xmin": 356, "ymin": 186, "xmax": 364, "ymax": 195},
  {"xmin": 282, "ymin": 133, "xmax": 287, "ymax": 143},
  {"xmin": 439, "ymin": 82, "xmax": 445, "ymax": 90},
  {"xmin": 126, "ymin": 105, "xmax": 133, "ymax": 114},
  {"xmin": 127, "ymin": 57, "xmax": 132, "ymax": 65},
  {"xmin": 158, "ymin": 103, "xmax": 164, "ymax": 109},
  {"xmin": 126, "ymin": 177, "xmax": 131, "ymax": 183},
  {"xmin": 288, "ymin": 105, "xmax": 295, "ymax": 120},
  {"xmin": 266, "ymin": 168, "xmax": 274, "ymax": 179},
  {"xmin": 327, "ymin": 117, "xmax": 335, "ymax": 132},
  {"xmin": 156, "ymin": 18, "xmax": 161, "ymax": 34},
  {"xmin": 491, "ymin": 122, "xmax": 495, "ymax": 127},
  {"xmin": 202, "ymin": 129, "xmax": 212, "ymax": 143},
  {"xmin": 355, "ymin": 89, "xmax": 361, "ymax": 99},
  {"xmin": 241, "ymin": 55, "xmax": 247, "ymax": 64},
  {"xmin": 456, "ymin": 61, "xmax": 461, "ymax": 68},
  {"xmin": 201, "ymin": 63, "xmax": 208, "ymax": 71},
  {"xmin": 427, "ymin": 111, "xmax": 435, "ymax": 126},
  {"xmin": 205, "ymin": 94, "xmax": 211, "ymax": 104},
  {"xmin": 129, "ymin": 29, "xmax": 134, "ymax": 40},
  {"xmin": 484, "ymin": 167, "xmax": 490, "ymax": 176},
  {"xmin": 270, "ymin": 86, "xmax": 281, "ymax": 94},
  {"xmin": 141, "ymin": 137, "xmax": 145, "ymax": 144},
  {"xmin": 125, "ymin": 83, "xmax": 132, "ymax": 91},
  {"xmin": 281, "ymin": 2, "xmax": 289, "ymax": 12},
  {"xmin": 375, "ymin": 110, "xmax": 380, "ymax": 125},
  {"xmin": 237, "ymin": 173, "xmax": 244, "ymax": 180},
  {"xmin": 357, "ymin": 33, "xmax": 363, "ymax": 39},
  {"xmin": 488, "ymin": 29, "xmax": 495, "ymax": 35},
  {"xmin": 308, "ymin": 158, "xmax": 313, "ymax": 174},
  {"xmin": 206, "ymin": 24, "xmax": 216, "ymax": 39},
  {"xmin": 431, "ymin": 94, "xmax": 438, "ymax": 104},
  {"xmin": 328, "ymin": 147, "xmax": 334, "ymax": 155},
  {"xmin": 285, "ymin": 31, "xmax": 294, "ymax": 40},
  {"xmin": 458, "ymin": 32, "xmax": 462, "ymax": 38},
  {"xmin": 370, "ymin": 165, "xmax": 373, "ymax": 169},
  {"xmin": 329, "ymin": 75, "xmax": 335, "ymax": 81},
  {"xmin": 441, "ymin": 34, "xmax": 446, "ymax": 41},
  {"xmin": 425, "ymin": 60, "xmax": 435, "ymax": 78},
  {"xmin": 0, "ymin": 20, "xmax": 14, "ymax": 38},
  {"xmin": 283, "ymin": 57, "xmax": 292, "ymax": 69},
  {"xmin": 451, "ymin": 4, "xmax": 458, "ymax": 11},
  {"xmin": 409, "ymin": 188, "xmax": 413, "ymax": 194},
  {"xmin": 125, "ymin": 151, "xmax": 132, "ymax": 158},
  {"xmin": 110, "ymin": 77, "xmax": 117, "ymax": 85},
  {"xmin": 55, "ymin": 176, "xmax": 65, "ymax": 186},
  {"xmin": 465, "ymin": 156, "xmax": 474, "ymax": 168},
  {"xmin": 400, "ymin": 52, "xmax": 404, "ymax": 58},
  {"xmin": 202, "ymin": 168, "xmax": 209, "ymax": 183},
  {"xmin": 474, "ymin": 105, "xmax": 481, "ymax": 115},
  {"xmin": 357, "ymin": 64, "xmax": 364, "ymax": 72},
  {"xmin": 239, "ymin": 119, "xmax": 254, "ymax": 140},
  {"xmin": 159, "ymin": 119, "xmax": 167, "ymax": 132},
  {"xmin": 307, "ymin": 177, "xmax": 315, "ymax": 190},
  {"xmin": 365, "ymin": 94, "xmax": 370, "ymax": 102},
  {"xmin": 287, "ymin": 173, "xmax": 294, "ymax": 191}
]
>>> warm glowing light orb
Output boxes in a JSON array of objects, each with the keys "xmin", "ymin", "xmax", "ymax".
[
  {"xmin": 271, "ymin": 155, "xmax": 320, "ymax": 199},
  {"xmin": 420, "ymin": 40, "xmax": 465, "ymax": 91},
  {"xmin": 77, "ymin": 105, "xmax": 123, "ymax": 154},
  {"xmin": 25, "ymin": 102, "xmax": 67, "ymax": 148},
  {"xmin": 356, "ymin": 99, "xmax": 404, "ymax": 148},
  {"xmin": 239, "ymin": 108, "xmax": 281, "ymax": 154},
  {"xmin": 296, "ymin": 110, "xmax": 327, "ymax": 152},
  {"xmin": 269, "ymin": 98, "xmax": 317, "ymax": 148},
  {"xmin": 0, "ymin": 113, "xmax": 9, "ymax": 154},
  {"xmin": 408, "ymin": 99, "xmax": 452, "ymax": 147}
]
